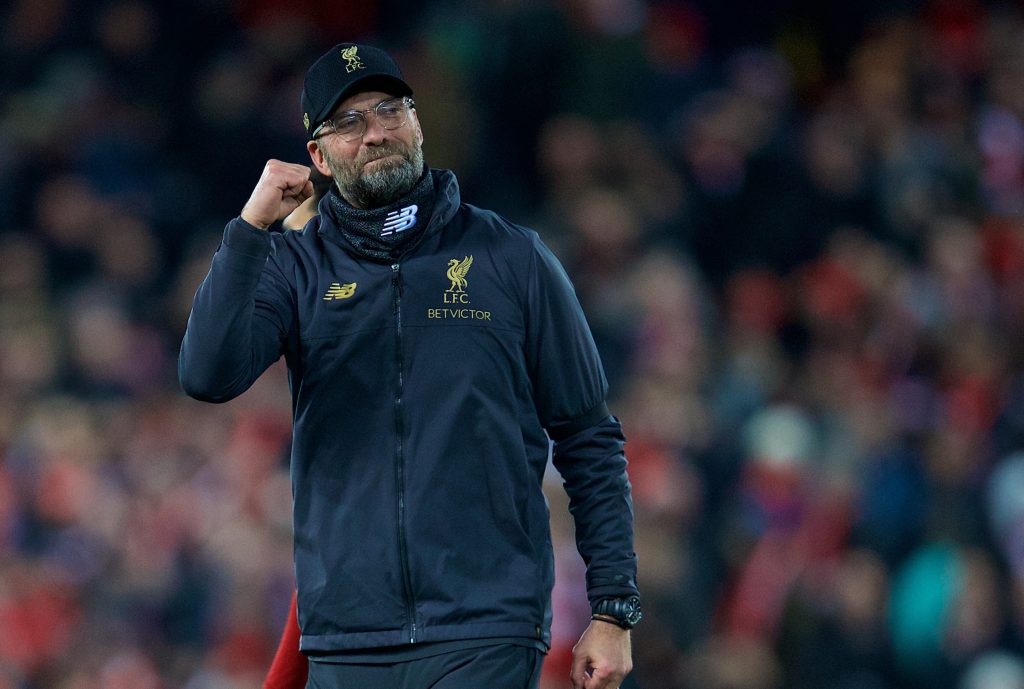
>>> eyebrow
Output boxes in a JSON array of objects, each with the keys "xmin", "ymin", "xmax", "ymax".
[{"xmin": 332, "ymin": 96, "xmax": 398, "ymax": 118}]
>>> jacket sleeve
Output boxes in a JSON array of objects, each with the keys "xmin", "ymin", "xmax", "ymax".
[
  {"xmin": 523, "ymin": 235, "xmax": 639, "ymax": 603},
  {"xmin": 178, "ymin": 218, "xmax": 294, "ymax": 402}
]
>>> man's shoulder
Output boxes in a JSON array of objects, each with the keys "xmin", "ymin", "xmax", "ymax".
[
  {"xmin": 260, "ymin": 218, "xmax": 345, "ymax": 283},
  {"xmin": 457, "ymin": 203, "xmax": 541, "ymax": 247},
  {"xmin": 269, "ymin": 216, "xmax": 327, "ymax": 254}
]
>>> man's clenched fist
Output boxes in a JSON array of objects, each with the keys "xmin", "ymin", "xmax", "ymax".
[{"xmin": 241, "ymin": 160, "xmax": 315, "ymax": 230}]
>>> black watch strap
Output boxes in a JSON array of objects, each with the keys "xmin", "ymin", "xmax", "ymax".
[{"xmin": 591, "ymin": 595, "xmax": 643, "ymax": 629}]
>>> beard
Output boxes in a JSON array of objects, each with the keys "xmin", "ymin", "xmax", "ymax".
[{"xmin": 324, "ymin": 138, "xmax": 425, "ymax": 209}]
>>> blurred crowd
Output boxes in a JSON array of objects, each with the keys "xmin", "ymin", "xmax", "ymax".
[{"xmin": 3, "ymin": 0, "xmax": 1024, "ymax": 688}]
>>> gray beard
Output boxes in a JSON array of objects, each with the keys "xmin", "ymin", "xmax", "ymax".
[{"xmin": 329, "ymin": 143, "xmax": 425, "ymax": 209}]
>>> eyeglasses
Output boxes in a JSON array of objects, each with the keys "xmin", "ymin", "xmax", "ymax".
[{"xmin": 313, "ymin": 96, "xmax": 415, "ymax": 141}]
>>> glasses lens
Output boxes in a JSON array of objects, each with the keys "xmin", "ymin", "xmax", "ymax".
[
  {"xmin": 376, "ymin": 99, "xmax": 408, "ymax": 130},
  {"xmin": 334, "ymin": 114, "xmax": 364, "ymax": 141},
  {"xmin": 325, "ymin": 99, "xmax": 411, "ymax": 141}
]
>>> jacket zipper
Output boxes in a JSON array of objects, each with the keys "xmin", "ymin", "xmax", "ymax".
[{"xmin": 392, "ymin": 263, "xmax": 417, "ymax": 643}]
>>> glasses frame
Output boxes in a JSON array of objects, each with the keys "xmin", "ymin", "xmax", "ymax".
[{"xmin": 312, "ymin": 96, "xmax": 416, "ymax": 141}]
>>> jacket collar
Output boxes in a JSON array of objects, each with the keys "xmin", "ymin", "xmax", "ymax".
[{"xmin": 315, "ymin": 168, "xmax": 461, "ymax": 261}]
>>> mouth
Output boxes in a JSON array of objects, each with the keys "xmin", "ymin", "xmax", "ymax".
[
  {"xmin": 358, "ymin": 158, "xmax": 389, "ymax": 175},
  {"xmin": 368, "ymin": 152, "xmax": 405, "ymax": 165}
]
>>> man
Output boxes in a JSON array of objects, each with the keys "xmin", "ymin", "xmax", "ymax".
[{"xmin": 179, "ymin": 43, "xmax": 640, "ymax": 689}]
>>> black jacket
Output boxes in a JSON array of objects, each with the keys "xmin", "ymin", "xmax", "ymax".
[{"xmin": 179, "ymin": 169, "xmax": 638, "ymax": 652}]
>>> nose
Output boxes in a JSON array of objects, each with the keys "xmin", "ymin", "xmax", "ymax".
[{"xmin": 361, "ymin": 113, "xmax": 388, "ymax": 144}]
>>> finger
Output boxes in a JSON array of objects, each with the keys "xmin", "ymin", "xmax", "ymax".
[
  {"xmin": 242, "ymin": 162, "xmax": 312, "ymax": 229},
  {"xmin": 294, "ymin": 179, "xmax": 314, "ymax": 203},
  {"xmin": 589, "ymin": 668, "xmax": 622, "ymax": 689},
  {"xmin": 263, "ymin": 159, "xmax": 312, "ymax": 177},
  {"xmin": 263, "ymin": 160, "xmax": 312, "ymax": 191},
  {"xmin": 570, "ymin": 652, "xmax": 590, "ymax": 689},
  {"xmin": 279, "ymin": 176, "xmax": 312, "ymax": 199},
  {"xmin": 283, "ymin": 179, "xmax": 314, "ymax": 203}
]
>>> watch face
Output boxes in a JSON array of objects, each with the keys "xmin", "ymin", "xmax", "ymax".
[{"xmin": 623, "ymin": 596, "xmax": 642, "ymax": 626}]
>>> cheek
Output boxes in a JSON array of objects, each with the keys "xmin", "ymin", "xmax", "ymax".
[{"xmin": 323, "ymin": 145, "xmax": 359, "ymax": 170}]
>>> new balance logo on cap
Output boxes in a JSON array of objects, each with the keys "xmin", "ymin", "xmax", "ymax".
[{"xmin": 382, "ymin": 205, "xmax": 418, "ymax": 236}]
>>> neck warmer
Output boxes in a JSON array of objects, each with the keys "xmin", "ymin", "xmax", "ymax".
[{"xmin": 324, "ymin": 169, "xmax": 436, "ymax": 262}]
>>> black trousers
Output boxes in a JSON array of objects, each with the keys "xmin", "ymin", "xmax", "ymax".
[{"xmin": 306, "ymin": 644, "xmax": 544, "ymax": 689}]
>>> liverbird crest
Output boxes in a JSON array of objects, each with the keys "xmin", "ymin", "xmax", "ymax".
[
  {"xmin": 446, "ymin": 256, "xmax": 473, "ymax": 293},
  {"xmin": 341, "ymin": 46, "xmax": 365, "ymax": 73}
]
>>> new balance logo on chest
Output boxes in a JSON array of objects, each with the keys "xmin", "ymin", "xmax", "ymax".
[
  {"xmin": 323, "ymin": 282, "xmax": 357, "ymax": 300},
  {"xmin": 381, "ymin": 205, "xmax": 418, "ymax": 236}
]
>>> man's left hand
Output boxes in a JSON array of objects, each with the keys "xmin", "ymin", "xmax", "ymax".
[{"xmin": 570, "ymin": 619, "xmax": 633, "ymax": 689}]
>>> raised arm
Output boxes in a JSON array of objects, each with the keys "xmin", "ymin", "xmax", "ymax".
[{"xmin": 178, "ymin": 160, "xmax": 312, "ymax": 401}]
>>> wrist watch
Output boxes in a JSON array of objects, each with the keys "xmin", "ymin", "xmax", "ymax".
[{"xmin": 591, "ymin": 595, "xmax": 643, "ymax": 629}]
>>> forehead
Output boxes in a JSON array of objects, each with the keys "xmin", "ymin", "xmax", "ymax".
[{"xmin": 334, "ymin": 90, "xmax": 396, "ymax": 114}]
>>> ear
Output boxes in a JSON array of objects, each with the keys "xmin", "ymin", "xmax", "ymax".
[
  {"xmin": 307, "ymin": 140, "xmax": 332, "ymax": 177},
  {"xmin": 410, "ymin": 109, "xmax": 424, "ymax": 147}
]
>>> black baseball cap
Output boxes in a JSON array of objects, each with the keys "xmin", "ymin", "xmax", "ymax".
[{"xmin": 301, "ymin": 43, "xmax": 413, "ymax": 139}]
